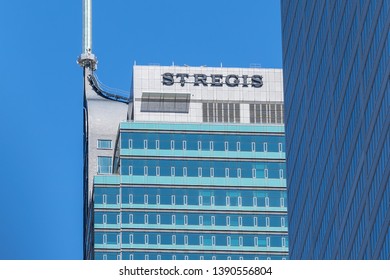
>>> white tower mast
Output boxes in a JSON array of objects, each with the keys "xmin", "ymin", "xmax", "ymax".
[{"xmin": 78, "ymin": 0, "xmax": 97, "ymax": 70}]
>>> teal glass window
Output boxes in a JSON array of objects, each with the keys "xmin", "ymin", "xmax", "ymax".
[
  {"xmin": 97, "ymin": 139, "xmax": 112, "ymax": 149},
  {"xmin": 97, "ymin": 156, "xmax": 112, "ymax": 174}
]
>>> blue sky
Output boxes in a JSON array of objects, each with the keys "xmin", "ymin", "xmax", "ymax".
[{"xmin": 0, "ymin": 0, "xmax": 282, "ymax": 259}]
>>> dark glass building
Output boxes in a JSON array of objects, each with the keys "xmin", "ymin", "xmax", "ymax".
[{"xmin": 281, "ymin": 0, "xmax": 389, "ymax": 259}]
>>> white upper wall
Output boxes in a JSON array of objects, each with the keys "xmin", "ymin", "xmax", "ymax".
[{"xmin": 132, "ymin": 65, "xmax": 283, "ymax": 123}]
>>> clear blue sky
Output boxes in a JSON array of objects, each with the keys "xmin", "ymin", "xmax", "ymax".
[{"xmin": 0, "ymin": 0, "xmax": 282, "ymax": 259}]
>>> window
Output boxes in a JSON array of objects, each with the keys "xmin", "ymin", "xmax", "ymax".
[
  {"xmin": 253, "ymin": 217, "xmax": 258, "ymax": 227},
  {"xmin": 183, "ymin": 140, "xmax": 187, "ymax": 150},
  {"xmin": 97, "ymin": 139, "xmax": 112, "ymax": 149},
  {"xmin": 212, "ymin": 236, "xmax": 216, "ymax": 246},
  {"xmin": 251, "ymin": 142, "xmax": 256, "ymax": 152},
  {"xmin": 226, "ymin": 196, "xmax": 230, "ymax": 206},
  {"xmin": 103, "ymin": 234, "xmax": 107, "ymax": 244},
  {"xmin": 183, "ymin": 167, "xmax": 187, "ymax": 177},
  {"xmin": 254, "ymin": 237, "xmax": 258, "ymax": 247},
  {"xmin": 237, "ymin": 168, "xmax": 241, "ymax": 178},
  {"xmin": 266, "ymin": 217, "xmax": 270, "ymax": 227},
  {"xmin": 199, "ymin": 216, "xmax": 203, "ymax": 225},
  {"xmin": 226, "ymin": 216, "xmax": 230, "ymax": 226},
  {"xmin": 103, "ymin": 194, "xmax": 107, "ymax": 204},
  {"xmin": 224, "ymin": 141, "xmax": 229, "ymax": 151},
  {"xmin": 157, "ymin": 215, "xmax": 161, "ymax": 224},
  {"xmin": 227, "ymin": 236, "xmax": 231, "ymax": 246},
  {"xmin": 238, "ymin": 196, "xmax": 242, "ymax": 207},
  {"xmin": 157, "ymin": 235, "xmax": 161, "ymax": 245},
  {"xmin": 282, "ymin": 237, "xmax": 286, "ymax": 247},
  {"xmin": 281, "ymin": 217, "xmax": 286, "ymax": 227},
  {"xmin": 170, "ymin": 140, "xmax": 175, "ymax": 150},
  {"xmin": 278, "ymin": 143, "xmax": 283, "ymax": 152},
  {"xmin": 103, "ymin": 214, "xmax": 107, "ymax": 224},
  {"xmin": 172, "ymin": 215, "xmax": 176, "ymax": 225},
  {"xmin": 210, "ymin": 141, "xmax": 214, "ymax": 151},
  {"xmin": 144, "ymin": 140, "xmax": 148, "ymax": 149},
  {"xmin": 199, "ymin": 236, "xmax": 204, "ymax": 246},
  {"xmin": 145, "ymin": 234, "xmax": 149, "ymax": 245},
  {"xmin": 144, "ymin": 166, "xmax": 148, "ymax": 176},
  {"xmin": 129, "ymin": 214, "xmax": 133, "ymax": 224},
  {"xmin": 198, "ymin": 167, "xmax": 202, "ymax": 177},
  {"xmin": 239, "ymin": 236, "xmax": 243, "ymax": 246},
  {"xmin": 263, "ymin": 142, "xmax": 268, "ymax": 152},
  {"xmin": 157, "ymin": 255, "xmax": 161, "ymax": 260},
  {"xmin": 156, "ymin": 195, "xmax": 160, "ymax": 205},
  {"xmin": 184, "ymin": 235, "xmax": 188, "ymax": 245},
  {"xmin": 279, "ymin": 169, "xmax": 284, "ymax": 179},
  {"xmin": 211, "ymin": 196, "xmax": 215, "ymax": 206},
  {"xmin": 183, "ymin": 195, "xmax": 188, "ymax": 205},
  {"xmin": 171, "ymin": 195, "xmax": 176, "ymax": 205},
  {"xmin": 264, "ymin": 168, "xmax": 268, "ymax": 178},
  {"xmin": 225, "ymin": 168, "xmax": 229, "ymax": 178},
  {"xmin": 129, "ymin": 194, "xmax": 133, "ymax": 204},
  {"xmin": 97, "ymin": 156, "xmax": 112, "ymax": 174},
  {"xmin": 280, "ymin": 197, "xmax": 285, "ymax": 207},
  {"xmin": 129, "ymin": 139, "xmax": 133, "ymax": 149},
  {"xmin": 156, "ymin": 140, "xmax": 160, "ymax": 149},
  {"xmin": 145, "ymin": 255, "xmax": 149, "ymax": 260},
  {"xmin": 129, "ymin": 234, "xmax": 133, "ymax": 244},
  {"xmin": 238, "ymin": 216, "xmax": 242, "ymax": 226},
  {"xmin": 210, "ymin": 168, "xmax": 214, "ymax": 177},
  {"xmin": 184, "ymin": 215, "xmax": 188, "ymax": 225},
  {"xmin": 156, "ymin": 166, "xmax": 160, "ymax": 176},
  {"xmin": 199, "ymin": 196, "xmax": 203, "ymax": 205},
  {"xmin": 253, "ymin": 197, "xmax": 257, "ymax": 207},
  {"xmin": 236, "ymin": 142, "xmax": 241, "ymax": 151},
  {"xmin": 144, "ymin": 195, "xmax": 148, "ymax": 204},
  {"xmin": 252, "ymin": 168, "xmax": 256, "ymax": 178},
  {"xmin": 265, "ymin": 197, "xmax": 270, "ymax": 207},
  {"xmin": 198, "ymin": 141, "xmax": 202, "ymax": 150},
  {"xmin": 171, "ymin": 167, "xmax": 175, "ymax": 176},
  {"xmin": 211, "ymin": 216, "xmax": 215, "ymax": 226},
  {"xmin": 144, "ymin": 214, "xmax": 148, "ymax": 224},
  {"xmin": 117, "ymin": 215, "xmax": 120, "ymax": 224},
  {"xmin": 129, "ymin": 166, "xmax": 133, "ymax": 175},
  {"xmin": 172, "ymin": 235, "xmax": 176, "ymax": 245},
  {"xmin": 266, "ymin": 237, "xmax": 271, "ymax": 247}
]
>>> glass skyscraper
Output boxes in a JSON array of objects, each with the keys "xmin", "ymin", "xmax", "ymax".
[
  {"xmin": 281, "ymin": 0, "xmax": 389, "ymax": 259},
  {"xmin": 83, "ymin": 65, "xmax": 288, "ymax": 260}
]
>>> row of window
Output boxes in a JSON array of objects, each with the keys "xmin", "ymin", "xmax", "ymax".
[
  {"xmin": 94, "ymin": 189, "xmax": 286, "ymax": 208},
  {"xmin": 124, "ymin": 165, "xmax": 285, "ymax": 179},
  {"xmin": 120, "ymin": 159, "xmax": 286, "ymax": 179},
  {"xmin": 95, "ymin": 212, "xmax": 288, "ymax": 228},
  {"xmin": 95, "ymin": 252, "xmax": 287, "ymax": 260},
  {"xmin": 95, "ymin": 232, "xmax": 288, "ymax": 248},
  {"xmin": 120, "ymin": 132, "xmax": 285, "ymax": 152},
  {"xmin": 125, "ymin": 139, "xmax": 283, "ymax": 153}
]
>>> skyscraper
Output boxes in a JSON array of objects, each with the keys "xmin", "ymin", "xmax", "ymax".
[
  {"xmin": 84, "ymin": 65, "xmax": 288, "ymax": 260},
  {"xmin": 79, "ymin": 0, "xmax": 288, "ymax": 260},
  {"xmin": 281, "ymin": 0, "xmax": 389, "ymax": 259}
]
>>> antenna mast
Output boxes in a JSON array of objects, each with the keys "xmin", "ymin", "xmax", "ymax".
[{"xmin": 78, "ymin": 0, "xmax": 97, "ymax": 70}]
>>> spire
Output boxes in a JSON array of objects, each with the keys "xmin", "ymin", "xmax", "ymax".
[{"xmin": 78, "ymin": 0, "xmax": 97, "ymax": 70}]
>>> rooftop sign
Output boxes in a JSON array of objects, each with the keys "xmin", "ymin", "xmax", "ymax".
[{"xmin": 162, "ymin": 73, "xmax": 263, "ymax": 88}]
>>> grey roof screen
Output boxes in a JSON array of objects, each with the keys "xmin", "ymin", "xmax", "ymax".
[{"xmin": 141, "ymin": 92, "xmax": 191, "ymax": 113}]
